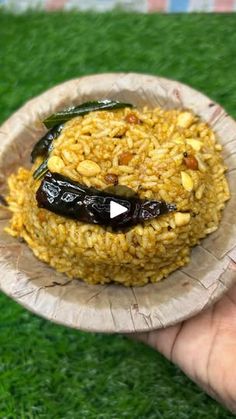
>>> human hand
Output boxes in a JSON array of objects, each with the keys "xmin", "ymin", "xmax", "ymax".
[{"xmin": 131, "ymin": 282, "xmax": 236, "ymax": 413}]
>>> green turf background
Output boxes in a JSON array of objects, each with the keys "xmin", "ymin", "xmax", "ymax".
[{"xmin": 1, "ymin": 11, "xmax": 236, "ymax": 419}]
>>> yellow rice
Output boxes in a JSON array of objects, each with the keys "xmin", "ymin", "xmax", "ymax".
[{"xmin": 5, "ymin": 107, "xmax": 230, "ymax": 286}]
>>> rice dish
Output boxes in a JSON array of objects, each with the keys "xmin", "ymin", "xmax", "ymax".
[{"xmin": 5, "ymin": 105, "xmax": 230, "ymax": 286}]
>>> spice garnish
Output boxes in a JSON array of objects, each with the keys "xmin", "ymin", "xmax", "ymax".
[
  {"xmin": 31, "ymin": 124, "xmax": 64, "ymax": 163},
  {"xmin": 43, "ymin": 100, "xmax": 133, "ymax": 129},
  {"xmin": 33, "ymin": 158, "xmax": 49, "ymax": 180},
  {"xmin": 36, "ymin": 172, "xmax": 176, "ymax": 231}
]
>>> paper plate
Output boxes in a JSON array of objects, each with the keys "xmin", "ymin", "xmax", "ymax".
[{"xmin": 0, "ymin": 73, "xmax": 235, "ymax": 333}]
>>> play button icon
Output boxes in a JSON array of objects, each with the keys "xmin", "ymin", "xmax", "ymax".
[{"xmin": 110, "ymin": 201, "xmax": 128, "ymax": 219}]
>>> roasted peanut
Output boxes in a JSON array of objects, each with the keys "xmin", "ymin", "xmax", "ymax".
[
  {"xmin": 174, "ymin": 212, "xmax": 191, "ymax": 227},
  {"xmin": 125, "ymin": 113, "xmax": 141, "ymax": 124},
  {"xmin": 47, "ymin": 156, "xmax": 64, "ymax": 173},
  {"xmin": 118, "ymin": 152, "xmax": 133, "ymax": 165},
  {"xmin": 177, "ymin": 112, "xmax": 194, "ymax": 128},
  {"xmin": 181, "ymin": 171, "xmax": 194, "ymax": 192},
  {"xmin": 77, "ymin": 160, "xmax": 101, "ymax": 176},
  {"xmin": 104, "ymin": 173, "xmax": 119, "ymax": 185},
  {"xmin": 183, "ymin": 155, "xmax": 198, "ymax": 170},
  {"xmin": 186, "ymin": 138, "xmax": 202, "ymax": 151},
  {"xmin": 38, "ymin": 210, "xmax": 47, "ymax": 222},
  {"xmin": 195, "ymin": 184, "xmax": 205, "ymax": 200},
  {"xmin": 195, "ymin": 154, "xmax": 207, "ymax": 172}
]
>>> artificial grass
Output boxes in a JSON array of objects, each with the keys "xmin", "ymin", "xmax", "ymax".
[{"xmin": 0, "ymin": 10, "xmax": 236, "ymax": 418}]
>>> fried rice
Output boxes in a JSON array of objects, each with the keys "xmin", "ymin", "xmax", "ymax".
[{"xmin": 5, "ymin": 106, "xmax": 230, "ymax": 286}]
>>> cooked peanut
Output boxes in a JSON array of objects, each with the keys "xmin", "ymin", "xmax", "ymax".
[
  {"xmin": 125, "ymin": 113, "xmax": 141, "ymax": 124},
  {"xmin": 104, "ymin": 173, "xmax": 119, "ymax": 185},
  {"xmin": 177, "ymin": 112, "xmax": 194, "ymax": 128},
  {"xmin": 181, "ymin": 171, "xmax": 194, "ymax": 192},
  {"xmin": 183, "ymin": 155, "xmax": 198, "ymax": 170},
  {"xmin": 38, "ymin": 210, "xmax": 46, "ymax": 222},
  {"xmin": 118, "ymin": 152, "xmax": 133, "ymax": 165},
  {"xmin": 195, "ymin": 154, "xmax": 207, "ymax": 172},
  {"xmin": 77, "ymin": 160, "xmax": 101, "ymax": 176},
  {"xmin": 186, "ymin": 138, "xmax": 202, "ymax": 151},
  {"xmin": 195, "ymin": 184, "xmax": 205, "ymax": 200},
  {"xmin": 174, "ymin": 212, "xmax": 191, "ymax": 227},
  {"xmin": 47, "ymin": 156, "xmax": 64, "ymax": 173},
  {"xmin": 173, "ymin": 138, "xmax": 184, "ymax": 145}
]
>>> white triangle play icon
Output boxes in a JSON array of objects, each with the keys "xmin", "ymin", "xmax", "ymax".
[{"xmin": 110, "ymin": 201, "xmax": 128, "ymax": 219}]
